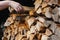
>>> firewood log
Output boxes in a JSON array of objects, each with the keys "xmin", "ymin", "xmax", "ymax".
[
  {"xmin": 55, "ymin": 24, "xmax": 60, "ymax": 37},
  {"xmin": 30, "ymin": 26, "xmax": 37, "ymax": 33},
  {"xmin": 37, "ymin": 33, "xmax": 42, "ymax": 40},
  {"xmin": 26, "ymin": 17, "xmax": 35, "ymax": 28},
  {"xmin": 36, "ymin": 8, "xmax": 42, "ymax": 14},
  {"xmin": 41, "ymin": 35, "xmax": 49, "ymax": 40},
  {"xmin": 49, "ymin": 22, "xmax": 57, "ymax": 33},
  {"xmin": 45, "ymin": 29, "xmax": 52, "ymax": 36},
  {"xmin": 42, "ymin": 2, "xmax": 48, "ymax": 8},
  {"xmin": 44, "ymin": 20, "xmax": 52, "ymax": 27},
  {"xmin": 36, "ymin": 17, "xmax": 45, "ymax": 23},
  {"xmin": 35, "ymin": 21, "xmax": 44, "ymax": 31},
  {"xmin": 4, "ymin": 17, "xmax": 14, "ymax": 26},
  {"xmin": 48, "ymin": 0, "xmax": 58, "ymax": 5},
  {"xmin": 34, "ymin": 0, "xmax": 42, "ymax": 11},
  {"xmin": 51, "ymin": 7, "xmax": 59, "ymax": 22},
  {"xmin": 50, "ymin": 35, "xmax": 60, "ymax": 40},
  {"xmin": 57, "ymin": 8, "xmax": 60, "ymax": 16},
  {"xmin": 4, "ymin": 14, "xmax": 17, "ymax": 26},
  {"xmin": 44, "ymin": 7, "xmax": 52, "ymax": 18},
  {"xmin": 29, "ymin": 34, "xmax": 35, "ymax": 40},
  {"xmin": 27, "ymin": 31, "xmax": 31, "ymax": 39},
  {"xmin": 9, "ymin": 6, "xmax": 34, "ymax": 12},
  {"xmin": 15, "ymin": 33, "xmax": 23, "ymax": 40}
]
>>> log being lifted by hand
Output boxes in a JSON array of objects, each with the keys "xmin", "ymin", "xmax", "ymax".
[{"xmin": 9, "ymin": 6, "xmax": 34, "ymax": 12}]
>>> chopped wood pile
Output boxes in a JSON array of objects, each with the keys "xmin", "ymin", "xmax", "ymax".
[{"xmin": 2, "ymin": 0, "xmax": 60, "ymax": 40}]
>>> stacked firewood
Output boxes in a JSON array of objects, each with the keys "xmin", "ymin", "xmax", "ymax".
[{"xmin": 2, "ymin": 0, "xmax": 60, "ymax": 40}]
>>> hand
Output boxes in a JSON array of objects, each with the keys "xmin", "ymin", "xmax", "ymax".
[{"xmin": 9, "ymin": 1, "xmax": 24, "ymax": 12}]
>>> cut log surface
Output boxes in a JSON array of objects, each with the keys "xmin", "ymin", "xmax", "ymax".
[
  {"xmin": 44, "ymin": 21, "xmax": 52, "ymax": 27},
  {"xmin": 45, "ymin": 29, "xmax": 52, "ymax": 36},
  {"xmin": 36, "ymin": 8, "xmax": 42, "ymax": 14},
  {"xmin": 35, "ymin": 21, "xmax": 44, "ymax": 31},
  {"xmin": 44, "ymin": 7, "xmax": 52, "ymax": 18},
  {"xmin": 34, "ymin": 0, "xmax": 42, "ymax": 11},
  {"xmin": 41, "ymin": 35, "xmax": 49, "ymax": 40},
  {"xmin": 49, "ymin": 22, "xmax": 57, "ymax": 33},
  {"xmin": 2, "ymin": 0, "xmax": 60, "ymax": 40},
  {"xmin": 30, "ymin": 26, "xmax": 37, "ymax": 33},
  {"xmin": 26, "ymin": 17, "xmax": 35, "ymax": 28},
  {"xmin": 51, "ymin": 7, "xmax": 59, "ymax": 22}
]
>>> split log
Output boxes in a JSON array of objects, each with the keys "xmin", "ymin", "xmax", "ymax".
[
  {"xmin": 45, "ymin": 29, "xmax": 52, "ymax": 36},
  {"xmin": 9, "ymin": 6, "xmax": 34, "ymax": 12},
  {"xmin": 36, "ymin": 17, "xmax": 45, "ymax": 23},
  {"xmin": 41, "ymin": 34, "xmax": 49, "ymax": 40},
  {"xmin": 48, "ymin": 0, "xmax": 58, "ymax": 5},
  {"xmin": 4, "ymin": 14, "xmax": 17, "ymax": 26},
  {"xmin": 36, "ymin": 8, "xmax": 42, "ymax": 14},
  {"xmin": 26, "ymin": 17, "xmax": 35, "ymax": 28},
  {"xmin": 49, "ymin": 22, "xmax": 57, "ymax": 33},
  {"xmin": 37, "ymin": 33, "xmax": 42, "ymax": 40},
  {"xmin": 55, "ymin": 24, "xmax": 60, "ymax": 37},
  {"xmin": 51, "ymin": 7, "xmax": 59, "ymax": 22},
  {"xmin": 44, "ymin": 7, "xmax": 52, "ymax": 18},
  {"xmin": 30, "ymin": 26, "xmax": 37, "ymax": 33},
  {"xmin": 35, "ymin": 21, "xmax": 44, "ymax": 31},
  {"xmin": 29, "ymin": 34, "xmax": 35, "ymax": 40},
  {"xmin": 34, "ymin": 0, "xmax": 42, "ymax": 11},
  {"xmin": 44, "ymin": 21, "xmax": 52, "ymax": 27},
  {"xmin": 15, "ymin": 33, "xmax": 23, "ymax": 40},
  {"xmin": 50, "ymin": 35, "xmax": 60, "ymax": 40},
  {"xmin": 42, "ymin": 2, "xmax": 48, "ymax": 8}
]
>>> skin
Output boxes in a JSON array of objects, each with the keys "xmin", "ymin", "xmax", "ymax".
[{"xmin": 0, "ymin": 1, "xmax": 23, "ymax": 12}]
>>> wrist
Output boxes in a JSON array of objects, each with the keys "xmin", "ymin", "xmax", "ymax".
[{"xmin": 8, "ymin": 1, "xmax": 14, "ymax": 6}]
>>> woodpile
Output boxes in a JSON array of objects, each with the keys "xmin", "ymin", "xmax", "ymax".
[{"xmin": 2, "ymin": 0, "xmax": 60, "ymax": 40}]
